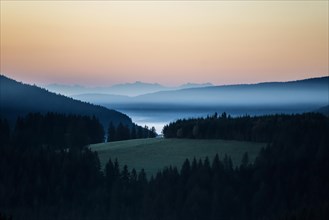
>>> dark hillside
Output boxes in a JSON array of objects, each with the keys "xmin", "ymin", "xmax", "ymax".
[{"xmin": 0, "ymin": 75, "xmax": 132, "ymax": 127}]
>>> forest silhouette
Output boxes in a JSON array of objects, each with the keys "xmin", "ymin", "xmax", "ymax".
[{"xmin": 1, "ymin": 112, "xmax": 328, "ymax": 220}]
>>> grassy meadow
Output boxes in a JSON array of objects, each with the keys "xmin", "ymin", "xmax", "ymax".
[{"xmin": 90, "ymin": 138, "xmax": 265, "ymax": 177}]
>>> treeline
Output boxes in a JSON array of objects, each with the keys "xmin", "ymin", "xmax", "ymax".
[
  {"xmin": 1, "ymin": 113, "xmax": 329, "ymax": 220},
  {"xmin": 3, "ymin": 113, "xmax": 105, "ymax": 150},
  {"xmin": 163, "ymin": 112, "xmax": 327, "ymax": 142},
  {"xmin": 107, "ymin": 122, "xmax": 157, "ymax": 142},
  {"xmin": 0, "ymin": 112, "xmax": 157, "ymax": 151}
]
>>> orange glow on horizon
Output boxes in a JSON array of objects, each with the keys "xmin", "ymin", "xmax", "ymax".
[{"xmin": 0, "ymin": 1, "xmax": 328, "ymax": 86}]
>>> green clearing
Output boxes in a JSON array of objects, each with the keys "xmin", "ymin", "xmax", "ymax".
[{"xmin": 90, "ymin": 138, "xmax": 265, "ymax": 177}]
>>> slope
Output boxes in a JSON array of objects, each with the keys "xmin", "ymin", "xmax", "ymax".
[{"xmin": 0, "ymin": 75, "xmax": 132, "ymax": 127}]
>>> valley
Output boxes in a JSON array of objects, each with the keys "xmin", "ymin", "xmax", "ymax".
[{"xmin": 1, "ymin": 1, "xmax": 328, "ymax": 219}]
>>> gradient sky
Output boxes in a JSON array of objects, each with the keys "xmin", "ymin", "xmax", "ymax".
[{"xmin": 1, "ymin": 1, "xmax": 328, "ymax": 86}]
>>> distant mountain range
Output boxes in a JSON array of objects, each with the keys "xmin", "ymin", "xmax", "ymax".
[
  {"xmin": 134, "ymin": 76, "xmax": 329, "ymax": 105},
  {"xmin": 71, "ymin": 76, "xmax": 329, "ymax": 115},
  {"xmin": 2, "ymin": 75, "xmax": 328, "ymax": 127},
  {"xmin": 0, "ymin": 75, "xmax": 132, "ymax": 127},
  {"xmin": 45, "ymin": 81, "xmax": 214, "ymax": 97}
]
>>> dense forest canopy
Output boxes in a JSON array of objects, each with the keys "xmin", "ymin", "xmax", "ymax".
[
  {"xmin": 163, "ymin": 112, "xmax": 327, "ymax": 142},
  {"xmin": 9, "ymin": 113, "xmax": 105, "ymax": 150},
  {"xmin": 107, "ymin": 122, "xmax": 156, "ymax": 142},
  {"xmin": 0, "ymin": 112, "xmax": 328, "ymax": 220}
]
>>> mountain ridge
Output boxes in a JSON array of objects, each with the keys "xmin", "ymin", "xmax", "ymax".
[
  {"xmin": 72, "ymin": 76, "xmax": 329, "ymax": 116},
  {"xmin": 135, "ymin": 76, "xmax": 328, "ymax": 95},
  {"xmin": 44, "ymin": 81, "xmax": 214, "ymax": 97}
]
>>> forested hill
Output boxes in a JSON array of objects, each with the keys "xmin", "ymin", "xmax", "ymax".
[{"xmin": 0, "ymin": 75, "xmax": 132, "ymax": 127}]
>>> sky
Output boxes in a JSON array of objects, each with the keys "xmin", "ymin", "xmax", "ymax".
[{"xmin": 1, "ymin": 1, "xmax": 328, "ymax": 86}]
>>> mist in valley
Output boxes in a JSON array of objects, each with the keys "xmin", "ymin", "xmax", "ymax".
[{"xmin": 68, "ymin": 77, "xmax": 329, "ymax": 133}]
